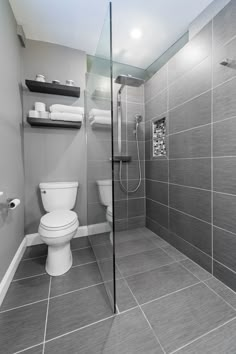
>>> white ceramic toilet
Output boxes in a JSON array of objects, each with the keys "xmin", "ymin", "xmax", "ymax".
[
  {"xmin": 38, "ymin": 182, "xmax": 79, "ymax": 276},
  {"xmin": 96, "ymin": 179, "xmax": 113, "ymax": 242}
]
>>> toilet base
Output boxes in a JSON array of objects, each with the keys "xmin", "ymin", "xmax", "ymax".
[{"xmin": 46, "ymin": 242, "xmax": 72, "ymax": 276}]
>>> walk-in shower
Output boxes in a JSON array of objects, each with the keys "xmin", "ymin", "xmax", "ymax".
[{"xmin": 115, "ymin": 75, "xmax": 144, "ymax": 193}]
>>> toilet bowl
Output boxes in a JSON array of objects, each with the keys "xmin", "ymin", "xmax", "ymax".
[
  {"xmin": 96, "ymin": 180, "xmax": 113, "ymax": 243},
  {"xmin": 38, "ymin": 182, "xmax": 79, "ymax": 276}
]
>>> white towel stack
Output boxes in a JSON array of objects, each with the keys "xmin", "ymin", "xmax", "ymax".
[
  {"xmin": 49, "ymin": 104, "xmax": 84, "ymax": 122},
  {"xmin": 89, "ymin": 109, "xmax": 111, "ymax": 126}
]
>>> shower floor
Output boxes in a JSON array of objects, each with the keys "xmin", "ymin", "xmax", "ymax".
[{"xmin": 1, "ymin": 227, "xmax": 236, "ymax": 353}]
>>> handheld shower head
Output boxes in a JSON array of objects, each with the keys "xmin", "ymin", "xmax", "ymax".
[{"xmin": 135, "ymin": 114, "xmax": 143, "ymax": 124}]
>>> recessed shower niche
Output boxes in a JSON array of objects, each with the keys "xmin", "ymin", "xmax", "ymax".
[{"xmin": 152, "ymin": 117, "xmax": 167, "ymax": 157}]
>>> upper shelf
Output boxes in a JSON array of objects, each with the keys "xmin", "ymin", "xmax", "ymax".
[{"xmin": 25, "ymin": 80, "xmax": 80, "ymax": 98}]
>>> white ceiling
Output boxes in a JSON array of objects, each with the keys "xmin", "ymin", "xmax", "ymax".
[{"xmin": 9, "ymin": 0, "xmax": 213, "ymax": 69}]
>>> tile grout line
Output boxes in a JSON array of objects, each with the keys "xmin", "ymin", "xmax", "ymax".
[
  {"xmin": 13, "ymin": 342, "xmax": 44, "ymax": 354},
  {"xmin": 170, "ymin": 316, "xmax": 236, "ymax": 354},
  {"xmin": 203, "ymin": 281, "xmax": 236, "ymax": 312},
  {"xmin": 115, "ymin": 261, "xmax": 167, "ymax": 354},
  {"xmin": 42, "ymin": 276, "xmax": 51, "ymax": 353},
  {"xmin": 0, "ymin": 298, "xmax": 48, "ymax": 314},
  {"xmin": 211, "ymin": 19, "xmax": 214, "ymax": 277}
]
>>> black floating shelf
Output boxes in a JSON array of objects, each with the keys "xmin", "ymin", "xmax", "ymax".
[
  {"xmin": 27, "ymin": 117, "xmax": 82, "ymax": 129},
  {"xmin": 113, "ymin": 155, "xmax": 132, "ymax": 163},
  {"xmin": 25, "ymin": 80, "xmax": 80, "ymax": 98}
]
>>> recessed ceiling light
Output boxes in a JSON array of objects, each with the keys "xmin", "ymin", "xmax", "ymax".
[{"xmin": 130, "ymin": 28, "xmax": 142, "ymax": 39}]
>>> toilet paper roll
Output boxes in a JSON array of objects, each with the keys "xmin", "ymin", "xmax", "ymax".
[
  {"xmin": 28, "ymin": 110, "xmax": 39, "ymax": 118},
  {"xmin": 8, "ymin": 199, "xmax": 21, "ymax": 210},
  {"xmin": 35, "ymin": 102, "xmax": 46, "ymax": 112}
]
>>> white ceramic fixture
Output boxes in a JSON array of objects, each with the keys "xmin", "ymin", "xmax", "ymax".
[
  {"xmin": 96, "ymin": 179, "xmax": 113, "ymax": 243},
  {"xmin": 38, "ymin": 182, "xmax": 79, "ymax": 276}
]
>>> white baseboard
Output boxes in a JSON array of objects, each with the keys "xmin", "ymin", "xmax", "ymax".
[
  {"xmin": 0, "ymin": 237, "xmax": 27, "ymax": 307},
  {"xmin": 0, "ymin": 222, "xmax": 110, "ymax": 306}
]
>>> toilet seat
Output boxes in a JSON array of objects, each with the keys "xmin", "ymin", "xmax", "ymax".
[{"xmin": 39, "ymin": 210, "xmax": 78, "ymax": 238}]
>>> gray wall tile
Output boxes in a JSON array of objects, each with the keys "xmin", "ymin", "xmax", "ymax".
[
  {"xmin": 145, "ymin": 160, "xmax": 168, "ymax": 181},
  {"xmin": 169, "ymin": 125, "xmax": 211, "ymax": 158},
  {"xmin": 128, "ymin": 198, "xmax": 145, "ymax": 218},
  {"xmin": 146, "ymin": 180, "xmax": 168, "ymax": 205},
  {"xmin": 170, "ymin": 209, "xmax": 212, "ymax": 255},
  {"xmin": 145, "ymin": 89, "xmax": 167, "ymax": 121},
  {"xmin": 213, "ymin": 192, "xmax": 236, "ymax": 234},
  {"xmin": 213, "ymin": 260, "xmax": 236, "ymax": 292},
  {"xmin": 213, "ymin": 77, "xmax": 236, "ymax": 122},
  {"xmin": 213, "ymin": 118, "xmax": 236, "ymax": 156},
  {"xmin": 213, "ymin": 226, "xmax": 236, "ymax": 272},
  {"xmin": 146, "ymin": 199, "xmax": 168, "ymax": 228},
  {"xmin": 213, "ymin": 0, "xmax": 236, "ymax": 48},
  {"xmin": 169, "ymin": 158, "xmax": 211, "ymax": 189},
  {"xmin": 169, "ymin": 57, "xmax": 211, "ymax": 109},
  {"xmin": 144, "ymin": 65, "xmax": 167, "ymax": 102},
  {"xmin": 169, "ymin": 184, "xmax": 211, "ymax": 222},
  {"xmin": 169, "ymin": 91, "xmax": 211, "ymax": 134},
  {"xmin": 213, "ymin": 157, "xmax": 236, "ymax": 194}
]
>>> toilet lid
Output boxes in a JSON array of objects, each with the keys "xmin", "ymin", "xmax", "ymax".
[
  {"xmin": 107, "ymin": 205, "xmax": 113, "ymax": 217},
  {"xmin": 40, "ymin": 210, "xmax": 78, "ymax": 231}
]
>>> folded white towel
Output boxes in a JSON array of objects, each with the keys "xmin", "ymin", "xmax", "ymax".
[
  {"xmin": 50, "ymin": 104, "xmax": 84, "ymax": 115},
  {"xmin": 89, "ymin": 115, "xmax": 111, "ymax": 126},
  {"xmin": 89, "ymin": 109, "xmax": 110, "ymax": 119},
  {"xmin": 50, "ymin": 112, "xmax": 83, "ymax": 122}
]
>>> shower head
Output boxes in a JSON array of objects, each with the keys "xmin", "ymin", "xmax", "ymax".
[
  {"xmin": 135, "ymin": 114, "xmax": 143, "ymax": 124},
  {"xmin": 115, "ymin": 74, "xmax": 144, "ymax": 87}
]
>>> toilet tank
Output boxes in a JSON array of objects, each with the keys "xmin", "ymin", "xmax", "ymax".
[
  {"xmin": 39, "ymin": 182, "xmax": 79, "ymax": 212},
  {"xmin": 96, "ymin": 179, "xmax": 112, "ymax": 206}
]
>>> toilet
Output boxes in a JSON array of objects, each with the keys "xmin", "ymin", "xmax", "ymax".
[
  {"xmin": 38, "ymin": 182, "xmax": 79, "ymax": 276},
  {"xmin": 96, "ymin": 179, "xmax": 113, "ymax": 243}
]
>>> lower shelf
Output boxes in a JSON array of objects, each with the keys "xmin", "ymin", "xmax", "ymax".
[{"xmin": 27, "ymin": 117, "xmax": 82, "ymax": 129}]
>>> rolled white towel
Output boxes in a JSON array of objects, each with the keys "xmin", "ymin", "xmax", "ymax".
[
  {"xmin": 50, "ymin": 112, "xmax": 83, "ymax": 122},
  {"xmin": 89, "ymin": 115, "xmax": 111, "ymax": 126},
  {"xmin": 89, "ymin": 109, "xmax": 110, "ymax": 119},
  {"xmin": 50, "ymin": 104, "xmax": 84, "ymax": 115}
]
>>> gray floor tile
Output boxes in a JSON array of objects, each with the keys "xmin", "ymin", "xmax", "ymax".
[
  {"xmin": 142, "ymin": 283, "xmax": 236, "ymax": 353},
  {"xmin": 92, "ymin": 243, "xmax": 113, "ymax": 261},
  {"xmin": 161, "ymin": 244, "xmax": 188, "ymax": 261},
  {"xmin": 72, "ymin": 247, "xmax": 96, "ymax": 266},
  {"xmin": 71, "ymin": 236, "xmax": 90, "ymax": 250},
  {"xmin": 0, "ymin": 301, "xmax": 47, "ymax": 354},
  {"xmin": 20, "ymin": 344, "xmax": 43, "ymax": 353},
  {"xmin": 89, "ymin": 232, "xmax": 110, "ymax": 246},
  {"xmin": 45, "ymin": 308, "xmax": 163, "ymax": 354},
  {"xmin": 117, "ymin": 248, "xmax": 174, "ymax": 277},
  {"xmin": 176, "ymin": 318, "xmax": 236, "ymax": 354},
  {"xmin": 204, "ymin": 277, "xmax": 236, "ymax": 309},
  {"xmin": 143, "ymin": 232, "xmax": 170, "ymax": 248},
  {"xmin": 97, "ymin": 259, "xmax": 122, "ymax": 282},
  {"xmin": 1, "ymin": 274, "xmax": 50, "ymax": 311},
  {"xmin": 180, "ymin": 259, "xmax": 212, "ymax": 281},
  {"xmin": 126, "ymin": 263, "xmax": 198, "ymax": 304},
  {"xmin": 107, "ymin": 279, "xmax": 137, "ymax": 312},
  {"xmin": 50, "ymin": 262, "xmax": 102, "ymax": 297},
  {"xmin": 115, "ymin": 228, "xmax": 144, "ymax": 244},
  {"xmin": 14, "ymin": 257, "xmax": 46, "ymax": 280},
  {"xmin": 46, "ymin": 284, "xmax": 113, "ymax": 340},
  {"xmin": 116, "ymin": 238, "xmax": 157, "ymax": 258},
  {"xmin": 23, "ymin": 244, "xmax": 48, "ymax": 260}
]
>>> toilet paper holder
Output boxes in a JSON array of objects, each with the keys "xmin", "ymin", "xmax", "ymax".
[{"xmin": 7, "ymin": 198, "xmax": 21, "ymax": 210}]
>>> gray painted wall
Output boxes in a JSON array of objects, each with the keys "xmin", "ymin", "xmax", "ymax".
[
  {"xmin": 0, "ymin": 0, "xmax": 24, "ymax": 281},
  {"xmin": 22, "ymin": 40, "xmax": 87, "ymax": 234},
  {"xmin": 145, "ymin": 0, "xmax": 236, "ymax": 291}
]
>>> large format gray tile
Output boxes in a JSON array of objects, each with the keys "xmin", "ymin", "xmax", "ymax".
[
  {"xmin": 14, "ymin": 257, "xmax": 46, "ymax": 280},
  {"xmin": 169, "ymin": 184, "xmax": 211, "ymax": 222},
  {"xmin": 177, "ymin": 318, "xmax": 236, "ymax": 354},
  {"xmin": 169, "ymin": 158, "xmax": 211, "ymax": 189},
  {"xmin": 117, "ymin": 248, "xmax": 174, "ymax": 277},
  {"xmin": 213, "ymin": 260, "xmax": 236, "ymax": 292},
  {"xmin": 1, "ymin": 274, "xmax": 50, "ymax": 311},
  {"xmin": 145, "ymin": 89, "xmax": 167, "ymax": 121},
  {"xmin": 180, "ymin": 259, "xmax": 212, "ymax": 281},
  {"xmin": 126, "ymin": 263, "xmax": 198, "ymax": 305},
  {"xmin": 205, "ymin": 277, "xmax": 236, "ymax": 309},
  {"xmin": 213, "ymin": 226, "xmax": 236, "ymax": 273},
  {"xmin": 169, "ymin": 91, "xmax": 211, "ymax": 134},
  {"xmin": 128, "ymin": 215, "xmax": 145, "ymax": 229},
  {"xmin": 146, "ymin": 199, "xmax": 168, "ymax": 229},
  {"xmin": 87, "ymin": 202, "xmax": 106, "ymax": 224},
  {"xmin": 161, "ymin": 244, "xmax": 187, "ymax": 261},
  {"xmin": 213, "ymin": 0, "xmax": 236, "ymax": 48},
  {"xmin": 213, "ymin": 79, "xmax": 236, "ymax": 123},
  {"xmin": 213, "ymin": 117, "xmax": 236, "ymax": 156},
  {"xmin": 146, "ymin": 180, "xmax": 168, "ymax": 205},
  {"xmin": 169, "ymin": 57, "xmax": 211, "ymax": 109},
  {"xmin": 127, "ymin": 85, "xmax": 144, "ymax": 104},
  {"xmin": 213, "ymin": 157, "xmax": 236, "ymax": 194},
  {"xmin": 145, "ymin": 159, "xmax": 168, "ymax": 181},
  {"xmin": 213, "ymin": 192, "xmax": 236, "ymax": 234},
  {"xmin": 23, "ymin": 244, "xmax": 48, "ymax": 260},
  {"xmin": 116, "ymin": 238, "xmax": 156, "ymax": 258},
  {"xmin": 46, "ymin": 284, "xmax": 113, "ymax": 340},
  {"xmin": 145, "ymin": 65, "xmax": 167, "ymax": 101},
  {"xmin": 127, "ymin": 198, "xmax": 145, "ymax": 218},
  {"xmin": 45, "ymin": 308, "xmax": 163, "ymax": 354},
  {"xmin": 50, "ymin": 262, "xmax": 102, "ymax": 297},
  {"xmin": 20, "ymin": 345, "xmax": 43, "ymax": 353},
  {"xmin": 71, "ymin": 236, "xmax": 90, "ymax": 250},
  {"xmin": 107, "ymin": 279, "xmax": 137, "ymax": 312},
  {"xmin": 115, "ymin": 228, "xmax": 144, "ymax": 244},
  {"xmin": 142, "ymin": 283, "xmax": 236, "ymax": 353},
  {"xmin": 92, "ymin": 243, "xmax": 113, "ymax": 261},
  {"xmin": 170, "ymin": 208, "xmax": 212, "ymax": 255},
  {"xmin": 169, "ymin": 124, "xmax": 211, "ymax": 158},
  {"xmin": 168, "ymin": 22, "xmax": 212, "ymax": 84},
  {"xmin": 127, "ymin": 180, "xmax": 145, "ymax": 199},
  {"xmin": 0, "ymin": 301, "xmax": 47, "ymax": 354},
  {"xmin": 72, "ymin": 247, "xmax": 96, "ymax": 266}
]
